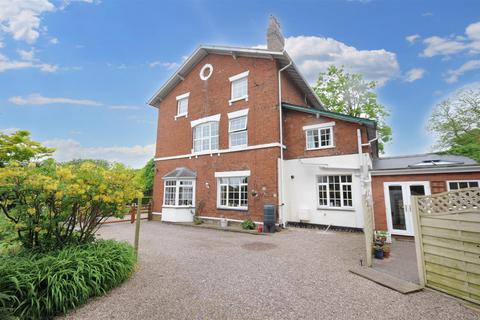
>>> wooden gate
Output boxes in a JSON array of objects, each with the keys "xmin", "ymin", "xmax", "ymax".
[{"xmin": 412, "ymin": 188, "xmax": 480, "ymax": 305}]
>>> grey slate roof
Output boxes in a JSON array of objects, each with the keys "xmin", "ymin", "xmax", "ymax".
[
  {"xmin": 372, "ymin": 153, "xmax": 478, "ymax": 171},
  {"xmin": 163, "ymin": 167, "xmax": 197, "ymax": 179}
]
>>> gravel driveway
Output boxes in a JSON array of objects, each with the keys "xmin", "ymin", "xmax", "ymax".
[{"xmin": 62, "ymin": 222, "xmax": 479, "ymax": 320}]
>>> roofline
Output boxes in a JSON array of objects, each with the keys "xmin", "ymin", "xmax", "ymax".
[
  {"xmin": 370, "ymin": 165, "xmax": 480, "ymax": 176},
  {"xmin": 282, "ymin": 102, "xmax": 376, "ymax": 127},
  {"xmin": 147, "ymin": 45, "xmax": 323, "ymax": 109},
  {"xmin": 147, "ymin": 45, "xmax": 285, "ymax": 106},
  {"xmin": 375, "ymin": 152, "xmax": 471, "ymax": 160}
]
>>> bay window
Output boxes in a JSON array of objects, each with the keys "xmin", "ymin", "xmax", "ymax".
[{"xmin": 163, "ymin": 179, "xmax": 195, "ymax": 207}]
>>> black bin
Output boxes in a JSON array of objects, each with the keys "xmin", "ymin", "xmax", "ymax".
[{"xmin": 263, "ymin": 204, "xmax": 276, "ymax": 233}]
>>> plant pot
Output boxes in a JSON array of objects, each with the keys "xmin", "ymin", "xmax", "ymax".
[
  {"xmin": 219, "ymin": 218, "xmax": 228, "ymax": 228},
  {"xmin": 383, "ymin": 250, "xmax": 390, "ymax": 258},
  {"xmin": 374, "ymin": 248, "xmax": 384, "ymax": 259}
]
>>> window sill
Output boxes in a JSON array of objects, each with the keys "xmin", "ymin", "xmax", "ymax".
[
  {"xmin": 317, "ymin": 206, "xmax": 355, "ymax": 212},
  {"xmin": 174, "ymin": 113, "xmax": 188, "ymax": 120},
  {"xmin": 162, "ymin": 205, "xmax": 195, "ymax": 208},
  {"xmin": 228, "ymin": 145, "xmax": 248, "ymax": 151},
  {"xmin": 228, "ymin": 95, "xmax": 248, "ymax": 106},
  {"xmin": 306, "ymin": 145, "xmax": 335, "ymax": 151},
  {"xmin": 217, "ymin": 206, "xmax": 248, "ymax": 211},
  {"xmin": 191, "ymin": 150, "xmax": 220, "ymax": 157}
]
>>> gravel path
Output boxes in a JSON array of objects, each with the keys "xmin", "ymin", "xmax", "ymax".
[{"xmin": 62, "ymin": 222, "xmax": 479, "ymax": 320}]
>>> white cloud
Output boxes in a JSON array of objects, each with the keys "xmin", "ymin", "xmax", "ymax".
[
  {"xmin": 421, "ymin": 21, "xmax": 480, "ymax": 57},
  {"xmin": 17, "ymin": 48, "xmax": 35, "ymax": 60},
  {"xmin": 148, "ymin": 61, "xmax": 179, "ymax": 70},
  {"xmin": 422, "ymin": 12, "xmax": 434, "ymax": 17},
  {"xmin": 8, "ymin": 93, "xmax": 142, "ymax": 111},
  {"xmin": 404, "ymin": 68, "xmax": 425, "ymax": 82},
  {"xmin": 109, "ymin": 105, "xmax": 140, "ymax": 110},
  {"xmin": 445, "ymin": 60, "xmax": 480, "ymax": 83},
  {"xmin": 0, "ymin": 0, "xmax": 55, "ymax": 43},
  {"xmin": 0, "ymin": 52, "xmax": 57, "ymax": 72},
  {"xmin": 406, "ymin": 34, "xmax": 420, "ymax": 44},
  {"xmin": 283, "ymin": 35, "xmax": 400, "ymax": 85},
  {"xmin": 9, "ymin": 93, "xmax": 102, "ymax": 106},
  {"xmin": 0, "ymin": 128, "xmax": 20, "ymax": 134},
  {"xmin": 43, "ymin": 139, "xmax": 155, "ymax": 168},
  {"xmin": 49, "ymin": 37, "xmax": 58, "ymax": 44}
]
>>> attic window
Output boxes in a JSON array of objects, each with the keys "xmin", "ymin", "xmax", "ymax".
[{"xmin": 199, "ymin": 64, "xmax": 213, "ymax": 80}]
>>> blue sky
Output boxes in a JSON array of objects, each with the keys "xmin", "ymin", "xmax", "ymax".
[{"xmin": 1, "ymin": 0, "xmax": 480, "ymax": 167}]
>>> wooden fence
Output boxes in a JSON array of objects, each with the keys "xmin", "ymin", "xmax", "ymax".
[{"xmin": 412, "ymin": 187, "xmax": 480, "ymax": 305}]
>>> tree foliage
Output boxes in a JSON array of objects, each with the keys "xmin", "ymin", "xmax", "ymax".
[
  {"xmin": 312, "ymin": 65, "xmax": 392, "ymax": 153},
  {"xmin": 0, "ymin": 160, "xmax": 142, "ymax": 251},
  {"xmin": 137, "ymin": 158, "xmax": 155, "ymax": 196},
  {"xmin": 0, "ymin": 130, "xmax": 54, "ymax": 167},
  {"xmin": 446, "ymin": 128, "xmax": 480, "ymax": 162},
  {"xmin": 428, "ymin": 88, "xmax": 480, "ymax": 149}
]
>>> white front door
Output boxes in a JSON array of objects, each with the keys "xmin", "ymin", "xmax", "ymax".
[{"xmin": 384, "ymin": 181, "xmax": 430, "ymax": 236}]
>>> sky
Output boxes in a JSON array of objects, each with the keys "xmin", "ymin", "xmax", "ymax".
[{"xmin": 1, "ymin": 0, "xmax": 480, "ymax": 168}]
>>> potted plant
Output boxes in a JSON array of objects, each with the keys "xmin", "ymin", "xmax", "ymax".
[
  {"xmin": 241, "ymin": 218, "xmax": 256, "ymax": 230},
  {"xmin": 383, "ymin": 244, "xmax": 391, "ymax": 258},
  {"xmin": 374, "ymin": 244, "xmax": 384, "ymax": 259}
]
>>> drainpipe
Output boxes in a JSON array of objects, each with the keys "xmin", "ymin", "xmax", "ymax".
[{"xmin": 278, "ymin": 56, "xmax": 292, "ymax": 227}]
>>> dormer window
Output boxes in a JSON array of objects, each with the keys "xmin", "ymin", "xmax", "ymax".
[
  {"xmin": 229, "ymin": 71, "xmax": 249, "ymax": 105},
  {"xmin": 303, "ymin": 122, "xmax": 335, "ymax": 150},
  {"xmin": 175, "ymin": 92, "xmax": 190, "ymax": 119}
]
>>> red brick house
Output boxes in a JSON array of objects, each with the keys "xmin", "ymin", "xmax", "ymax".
[
  {"xmin": 148, "ymin": 17, "xmax": 479, "ymax": 233},
  {"xmin": 148, "ymin": 17, "xmax": 377, "ymax": 228}
]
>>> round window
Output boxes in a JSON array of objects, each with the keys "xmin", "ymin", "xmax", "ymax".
[{"xmin": 199, "ymin": 64, "xmax": 213, "ymax": 80}]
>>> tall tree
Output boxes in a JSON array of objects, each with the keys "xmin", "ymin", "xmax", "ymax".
[
  {"xmin": 428, "ymin": 88, "xmax": 480, "ymax": 149},
  {"xmin": 0, "ymin": 130, "xmax": 54, "ymax": 167},
  {"xmin": 137, "ymin": 158, "xmax": 155, "ymax": 196},
  {"xmin": 446, "ymin": 128, "xmax": 480, "ymax": 162},
  {"xmin": 312, "ymin": 66, "xmax": 392, "ymax": 153}
]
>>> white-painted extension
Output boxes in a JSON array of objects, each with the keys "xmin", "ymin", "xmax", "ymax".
[{"xmin": 282, "ymin": 153, "xmax": 371, "ymax": 228}]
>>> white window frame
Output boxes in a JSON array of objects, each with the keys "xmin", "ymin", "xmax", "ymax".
[
  {"xmin": 175, "ymin": 92, "xmax": 190, "ymax": 119},
  {"xmin": 447, "ymin": 180, "xmax": 480, "ymax": 191},
  {"xmin": 304, "ymin": 122, "xmax": 335, "ymax": 150},
  {"xmin": 228, "ymin": 110, "xmax": 248, "ymax": 150},
  {"xmin": 317, "ymin": 175, "xmax": 353, "ymax": 209},
  {"xmin": 215, "ymin": 171, "xmax": 250, "ymax": 210},
  {"xmin": 192, "ymin": 121, "xmax": 219, "ymax": 154},
  {"xmin": 229, "ymin": 70, "xmax": 249, "ymax": 105},
  {"xmin": 163, "ymin": 179, "xmax": 196, "ymax": 208}
]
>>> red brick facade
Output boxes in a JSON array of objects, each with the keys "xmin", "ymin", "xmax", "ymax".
[
  {"xmin": 372, "ymin": 172, "xmax": 480, "ymax": 230},
  {"xmin": 152, "ymin": 52, "xmax": 373, "ymax": 222}
]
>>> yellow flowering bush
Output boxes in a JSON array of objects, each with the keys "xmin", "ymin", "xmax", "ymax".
[{"xmin": 0, "ymin": 159, "xmax": 142, "ymax": 250}]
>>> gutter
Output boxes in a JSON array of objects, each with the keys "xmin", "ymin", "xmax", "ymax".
[
  {"xmin": 277, "ymin": 55, "xmax": 292, "ymax": 227},
  {"xmin": 370, "ymin": 165, "xmax": 480, "ymax": 176}
]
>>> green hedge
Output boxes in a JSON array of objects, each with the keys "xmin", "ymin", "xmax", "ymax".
[{"xmin": 0, "ymin": 240, "xmax": 136, "ymax": 319}]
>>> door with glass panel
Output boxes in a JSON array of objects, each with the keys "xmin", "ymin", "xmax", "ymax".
[{"xmin": 384, "ymin": 182, "xmax": 430, "ymax": 236}]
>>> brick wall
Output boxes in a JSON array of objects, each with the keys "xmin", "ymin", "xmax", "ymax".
[
  {"xmin": 155, "ymin": 54, "xmax": 280, "ymax": 158},
  {"xmin": 153, "ymin": 148, "xmax": 279, "ymax": 222},
  {"xmin": 282, "ymin": 108, "xmax": 371, "ymax": 159},
  {"xmin": 372, "ymin": 171, "xmax": 480, "ymax": 230}
]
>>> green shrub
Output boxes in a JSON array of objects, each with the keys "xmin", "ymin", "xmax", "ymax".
[
  {"xmin": 193, "ymin": 216, "xmax": 203, "ymax": 225},
  {"xmin": 241, "ymin": 219, "xmax": 256, "ymax": 230},
  {"xmin": 0, "ymin": 240, "xmax": 136, "ymax": 320}
]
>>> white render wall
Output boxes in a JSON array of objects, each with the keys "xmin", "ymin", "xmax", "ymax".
[
  {"xmin": 161, "ymin": 207, "xmax": 195, "ymax": 222},
  {"xmin": 282, "ymin": 154, "xmax": 370, "ymax": 229}
]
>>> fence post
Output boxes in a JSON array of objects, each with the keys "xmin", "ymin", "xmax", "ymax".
[
  {"xmin": 134, "ymin": 198, "xmax": 142, "ymax": 258},
  {"xmin": 411, "ymin": 196, "xmax": 426, "ymax": 287}
]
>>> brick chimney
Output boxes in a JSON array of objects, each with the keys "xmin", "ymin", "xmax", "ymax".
[{"xmin": 267, "ymin": 15, "xmax": 285, "ymax": 51}]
